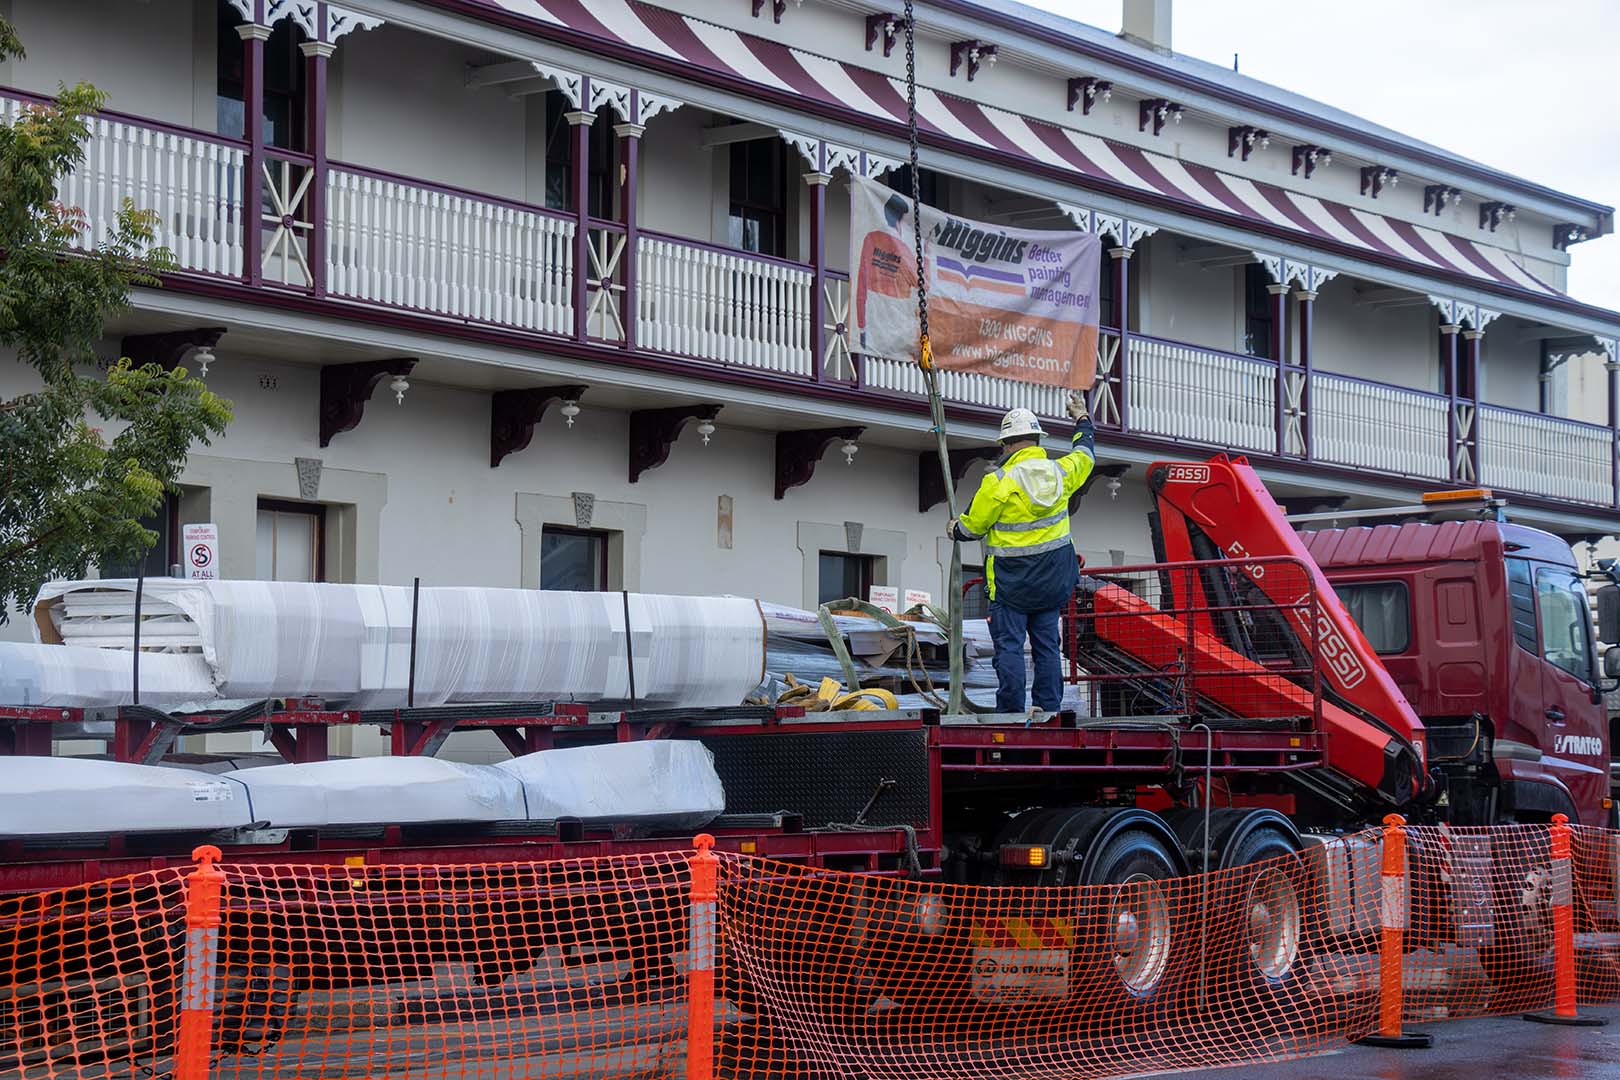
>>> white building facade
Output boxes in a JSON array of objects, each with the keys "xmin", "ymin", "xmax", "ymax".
[{"xmin": 2, "ymin": 0, "xmax": 1618, "ymax": 630}]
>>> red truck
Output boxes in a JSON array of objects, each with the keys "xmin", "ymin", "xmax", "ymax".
[{"xmin": 0, "ymin": 453, "xmax": 1615, "ymax": 1064}]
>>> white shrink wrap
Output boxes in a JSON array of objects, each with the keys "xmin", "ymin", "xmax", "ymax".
[
  {"xmin": 225, "ymin": 757, "xmax": 528, "ymax": 828},
  {"xmin": 0, "ymin": 641, "xmax": 216, "ymax": 708},
  {"xmin": 495, "ymin": 740, "xmax": 725, "ymax": 828},
  {"xmin": 30, "ymin": 580, "xmax": 767, "ymax": 708},
  {"xmin": 0, "ymin": 757, "xmax": 253, "ymax": 836}
]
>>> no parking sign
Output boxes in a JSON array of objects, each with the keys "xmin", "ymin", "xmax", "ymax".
[{"xmin": 183, "ymin": 523, "xmax": 219, "ymax": 580}]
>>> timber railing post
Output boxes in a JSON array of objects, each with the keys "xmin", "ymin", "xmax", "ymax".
[
  {"xmin": 1357, "ymin": 815, "xmax": 1431, "ymax": 1048},
  {"xmin": 175, "ymin": 845, "xmax": 226, "ymax": 1080},
  {"xmin": 687, "ymin": 833, "xmax": 718, "ymax": 1080},
  {"xmin": 1525, "ymin": 814, "xmax": 1609, "ymax": 1027}
]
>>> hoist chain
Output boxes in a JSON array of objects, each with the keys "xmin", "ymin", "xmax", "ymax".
[
  {"xmin": 902, "ymin": 0, "xmax": 931, "ymax": 370},
  {"xmin": 903, "ymin": 0, "xmax": 966, "ymax": 715}
]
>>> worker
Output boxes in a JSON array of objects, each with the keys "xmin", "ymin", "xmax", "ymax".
[{"xmin": 949, "ymin": 395, "xmax": 1094, "ymax": 715}]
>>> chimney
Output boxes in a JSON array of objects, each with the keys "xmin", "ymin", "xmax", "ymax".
[{"xmin": 1121, "ymin": 0, "xmax": 1172, "ymax": 55}]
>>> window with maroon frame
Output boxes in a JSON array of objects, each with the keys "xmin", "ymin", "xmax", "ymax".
[
  {"xmin": 541, "ymin": 526, "xmax": 610, "ymax": 592},
  {"xmin": 728, "ymin": 138, "xmax": 787, "ymax": 257},
  {"xmin": 1242, "ymin": 263, "xmax": 1274, "ymax": 358},
  {"xmin": 255, "ymin": 499, "xmax": 326, "ymax": 582},
  {"xmin": 103, "ymin": 494, "xmax": 181, "ymax": 579},
  {"xmin": 543, "ymin": 95, "xmax": 616, "ymax": 219},
  {"xmin": 215, "ymin": 2, "xmax": 307, "ymax": 151},
  {"xmin": 817, "ymin": 551, "xmax": 875, "ymax": 607}
]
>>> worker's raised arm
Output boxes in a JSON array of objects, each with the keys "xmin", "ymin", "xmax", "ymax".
[
  {"xmin": 952, "ymin": 471, "xmax": 1005, "ymax": 541},
  {"xmin": 1057, "ymin": 394, "xmax": 1096, "ymax": 497}
]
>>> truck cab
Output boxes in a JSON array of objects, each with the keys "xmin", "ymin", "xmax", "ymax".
[{"xmin": 1298, "ymin": 519, "xmax": 1614, "ymax": 826}]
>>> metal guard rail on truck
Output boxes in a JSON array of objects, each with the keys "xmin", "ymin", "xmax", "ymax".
[{"xmin": 3, "ymin": 819, "xmax": 1619, "ymax": 1080}]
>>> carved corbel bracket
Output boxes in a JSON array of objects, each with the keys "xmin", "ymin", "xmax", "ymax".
[
  {"xmin": 490, "ymin": 384, "xmax": 588, "ymax": 467},
  {"xmin": 120, "ymin": 326, "xmax": 227, "ymax": 371},
  {"xmin": 776, "ymin": 427, "xmax": 865, "ymax": 500},
  {"xmin": 319, "ymin": 357, "xmax": 416, "ymax": 447},
  {"xmin": 628, "ymin": 404, "xmax": 722, "ymax": 483},
  {"xmin": 918, "ymin": 446, "xmax": 1001, "ymax": 513}
]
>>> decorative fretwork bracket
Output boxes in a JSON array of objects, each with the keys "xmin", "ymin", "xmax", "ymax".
[
  {"xmin": 319, "ymin": 357, "xmax": 416, "ymax": 447},
  {"xmin": 776, "ymin": 427, "xmax": 865, "ymax": 500},
  {"xmin": 490, "ymin": 384, "xmax": 588, "ymax": 468},
  {"xmin": 918, "ymin": 447, "xmax": 1001, "ymax": 513},
  {"xmin": 628, "ymin": 404, "xmax": 722, "ymax": 483},
  {"xmin": 120, "ymin": 327, "xmax": 227, "ymax": 371},
  {"xmin": 1071, "ymin": 463, "xmax": 1129, "ymax": 515}
]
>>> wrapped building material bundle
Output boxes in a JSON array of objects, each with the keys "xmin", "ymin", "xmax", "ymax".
[
  {"xmin": 494, "ymin": 740, "xmax": 724, "ymax": 828},
  {"xmin": 30, "ymin": 580, "xmax": 765, "ymax": 709},
  {"xmin": 0, "ymin": 641, "xmax": 216, "ymax": 708}
]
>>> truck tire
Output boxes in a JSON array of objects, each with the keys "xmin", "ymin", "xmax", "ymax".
[
  {"xmin": 1084, "ymin": 825, "xmax": 1183, "ymax": 1000},
  {"xmin": 1223, "ymin": 823, "xmax": 1307, "ymax": 987},
  {"xmin": 993, "ymin": 807, "xmax": 1187, "ymax": 1006}
]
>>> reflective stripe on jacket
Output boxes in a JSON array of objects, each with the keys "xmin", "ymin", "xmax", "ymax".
[{"xmin": 953, "ymin": 419, "xmax": 1095, "ymax": 611}]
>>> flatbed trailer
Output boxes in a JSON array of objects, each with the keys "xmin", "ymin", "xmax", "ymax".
[{"xmin": 0, "ymin": 696, "xmax": 1328, "ymax": 895}]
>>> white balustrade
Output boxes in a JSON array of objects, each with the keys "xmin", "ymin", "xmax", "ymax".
[
  {"xmin": 325, "ymin": 167, "xmax": 575, "ymax": 334},
  {"xmin": 636, "ymin": 235, "xmax": 813, "ymax": 376},
  {"xmin": 1313, "ymin": 373, "xmax": 1449, "ymax": 478},
  {"xmin": 1, "ymin": 94, "xmax": 245, "ymax": 277},
  {"xmin": 1130, "ymin": 337, "xmax": 1277, "ymax": 452},
  {"xmin": 1480, "ymin": 405, "xmax": 1613, "ymax": 505},
  {"xmin": 862, "ymin": 355, "xmax": 1071, "ymax": 417}
]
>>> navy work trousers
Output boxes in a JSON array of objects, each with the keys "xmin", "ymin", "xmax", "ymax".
[{"xmin": 988, "ymin": 600, "xmax": 1063, "ymax": 713}]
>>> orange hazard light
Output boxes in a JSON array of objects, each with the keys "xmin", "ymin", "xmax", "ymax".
[
  {"xmin": 1421, "ymin": 488, "xmax": 1493, "ymax": 503},
  {"xmin": 999, "ymin": 844, "xmax": 1050, "ymax": 868}
]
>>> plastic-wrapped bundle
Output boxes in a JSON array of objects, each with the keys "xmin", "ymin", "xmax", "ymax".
[
  {"xmin": 0, "ymin": 641, "xmax": 216, "ymax": 708},
  {"xmin": 0, "ymin": 757, "xmax": 253, "ymax": 836},
  {"xmin": 494, "ymin": 740, "xmax": 724, "ymax": 828},
  {"xmin": 31, "ymin": 580, "xmax": 765, "ymax": 708},
  {"xmin": 223, "ymin": 757, "xmax": 528, "ymax": 828}
]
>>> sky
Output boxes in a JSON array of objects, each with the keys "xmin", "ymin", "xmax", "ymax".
[{"xmin": 1015, "ymin": 0, "xmax": 1620, "ymax": 311}]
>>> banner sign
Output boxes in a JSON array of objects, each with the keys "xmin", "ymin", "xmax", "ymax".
[{"xmin": 850, "ymin": 175, "xmax": 1102, "ymax": 390}]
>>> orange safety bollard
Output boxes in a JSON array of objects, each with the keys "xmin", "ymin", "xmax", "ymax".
[
  {"xmin": 1356, "ymin": 814, "xmax": 1432, "ymax": 1048},
  {"xmin": 1525, "ymin": 814, "xmax": 1609, "ymax": 1027},
  {"xmin": 175, "ymin": 845, "xmax": 226, "ymax": 1080},
  {"xmin": 687, "ymin": 834, "xmax": 719, "ymax": 1080}
]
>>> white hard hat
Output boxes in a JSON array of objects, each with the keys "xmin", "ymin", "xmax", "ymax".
[{"xmin": 998, "ymin": 407, "xmax": 1046, "ymax": 442}]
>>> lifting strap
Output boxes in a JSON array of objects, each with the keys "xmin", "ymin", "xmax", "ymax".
[{"xmin": 902, "ymin": 0, "xmax": 967, "ymax": 716}]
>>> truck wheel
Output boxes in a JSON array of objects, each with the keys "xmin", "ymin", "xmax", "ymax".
[
  {"xmin": 994, "ymin": 808, "xmax": 1187, "ymax": 1005},
  {"xmin": 1086, "ymin": 827, "xmax": 1181, "ymax": 999},
  {"xmin": 1162, "ymin": 808, "xmax": 1306, "ymax": 988},
  {"xmin": 1225, "ymin": 823, "xmax": 1307, "ymax": 987}
]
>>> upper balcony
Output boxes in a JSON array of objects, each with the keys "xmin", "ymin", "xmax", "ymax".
[{"xmin": 4, "ymin": 0, "xmax": 1618, "ymax": 520}]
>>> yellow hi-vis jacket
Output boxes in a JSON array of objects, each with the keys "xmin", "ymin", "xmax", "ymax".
[{"xmin": 953, "ymin": 423, "xmax": 1095, "ymax": 609}]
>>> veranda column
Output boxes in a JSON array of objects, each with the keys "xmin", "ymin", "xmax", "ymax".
[
  {"xmin": 238, "ymin": 20, "xmax": 270, "ymax": 286},
  {"xmin": 1294, "ymin": 287, "xmax": 1317, "ymax": 460},
  {"xmin": 1462, "ymin": 327, "xmax": 1484, "ymax": 484},
  {"xmin": 567, "ymin": 88, "xmax": 593, "ymax": 342},
  {"xmin": 1268, "ymin": 281, "xmax": 1291, "ymax": 455},
  {"xmin": 300, "ymin": 38, "xmax": 334, "ymax": 297},
  {"xmin": 1110, "ymin": 245, "xmax": 1132, "ymax": 432},
  {"xmin": 1440, "ymin": 323, "xmax": 1461, "ymax": 482},
  {"xmin": 1607, "ymin": 348, "xmax": 1619, "ymax": 508},
  {"xmin": 805, "ymin": 168, "xmax": 831, "ymax": 381},
  {"xmin": 615, "ymin": 116, "xmax": 644, "ymax": 351}
]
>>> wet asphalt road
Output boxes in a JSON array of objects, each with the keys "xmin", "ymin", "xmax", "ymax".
[{"xmin": 1155, "ymin": 1012, "xmax": 1620, "ymax": 1079}]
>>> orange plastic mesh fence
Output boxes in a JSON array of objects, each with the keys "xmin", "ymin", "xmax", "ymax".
[
  {"xmin": 4, "ymin": 827, "xmax": 1620, "ymax": 1080},
  {"xmin": 0, "ymin": 868, "xmax": 187, "ymax": 1079}
]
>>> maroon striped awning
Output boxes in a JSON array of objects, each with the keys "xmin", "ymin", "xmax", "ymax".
[{"xmin": 476, "ymin": 0, "xmax": 1562, "ymax": 299}]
